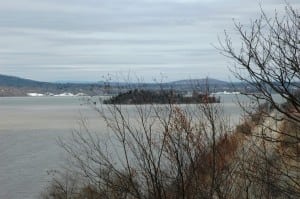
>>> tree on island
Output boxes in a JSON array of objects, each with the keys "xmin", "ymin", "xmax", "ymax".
[{"xmin": 103, "ymin": 89, "xmax": 220, "ymax": 104}]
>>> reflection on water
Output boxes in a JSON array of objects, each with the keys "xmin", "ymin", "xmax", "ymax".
[{"xmin": 0, "ymin": 94, "xmax": 285, "ymax": 198}]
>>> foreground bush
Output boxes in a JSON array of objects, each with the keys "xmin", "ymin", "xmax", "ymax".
[{"xmin": 42, "ymin": 96, "xmax": 246, "ymax": 199}]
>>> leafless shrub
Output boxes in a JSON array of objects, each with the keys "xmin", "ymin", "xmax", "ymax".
[
  {"xmin": 41, "ymin": 82, "xmax": 245, "ymax": 199},
  {"xmin": 40, "ymin": 170, "xmax": 80, "ymax": 199}
]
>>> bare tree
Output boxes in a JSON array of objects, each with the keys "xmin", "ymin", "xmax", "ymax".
[{"xmin": 220, "ymin": 3, "xmax": 300, "ymax": 198}]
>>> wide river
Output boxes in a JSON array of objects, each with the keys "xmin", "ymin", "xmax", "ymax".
[{"xmin": 0, "ymin": 94, "xmax": 258, "ymax": 198}]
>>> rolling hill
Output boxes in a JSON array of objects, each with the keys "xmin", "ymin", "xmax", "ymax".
[
  {"xmin": 170, "ymin": 78, "xmax": 228, "ymax": 85},
  {"xmin": 0, "ymin": 74, "xmax": 50, "ymax": 87},
  {"xmin": 0, "ymin": 74, "xmax": 242, "ymax": 96}
]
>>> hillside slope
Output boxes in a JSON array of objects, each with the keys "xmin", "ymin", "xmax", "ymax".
[{"xmin": 0, "ymin": 74, "xmax": 50, "ymax": 87}]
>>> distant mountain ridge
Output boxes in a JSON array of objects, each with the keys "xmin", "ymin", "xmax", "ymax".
[
  {"xmin": 169, "ymin": 78, "xmax": 228, "ymax": 85},
  {"xmin": 0, "ymin": 74, "xmax": 50, "ymax": 87},
  {"xmin": 0, "ymin": 74, "xmax": 229, "ymax": 86},
  {"xmin": 0, "ymin": 74, "xmax": 102, "ymax": 96},
  {"xmin": 0, "ymin": 74, "xmax": 244, "ymax": 97}
]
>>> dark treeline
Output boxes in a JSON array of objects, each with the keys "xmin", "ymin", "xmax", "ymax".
[{"xmin": 103, "ymin": 89, "xmax": 220, "ymax": 104}]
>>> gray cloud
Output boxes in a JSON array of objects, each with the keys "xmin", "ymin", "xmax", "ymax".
[{"xmin": 0, "ymin": 0, "xmax": 299, "ymax": 82}]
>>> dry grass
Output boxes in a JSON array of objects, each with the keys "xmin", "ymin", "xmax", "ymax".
[{"xmin": 235, "ymin": 121, "xmax": 252, "ymax": 135}]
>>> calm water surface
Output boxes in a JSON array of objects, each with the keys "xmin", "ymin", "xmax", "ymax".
[{"xmin": 0, "ymin": 94, "xmax": 272, "ymax": 198}]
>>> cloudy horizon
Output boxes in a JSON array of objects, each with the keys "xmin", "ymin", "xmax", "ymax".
[{"xmin": 0, "ymin": 0, "xmax": 299, "ymax": 82}]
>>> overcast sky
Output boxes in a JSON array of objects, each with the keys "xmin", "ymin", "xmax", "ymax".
[{"xmin": 0, "ymin": 0, "xmax": 299, "ymax": 82}]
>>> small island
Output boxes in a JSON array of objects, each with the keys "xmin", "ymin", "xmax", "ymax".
[{"xmin": 103, "ymin": 89, "xmax": 220, "ymax": 104}]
